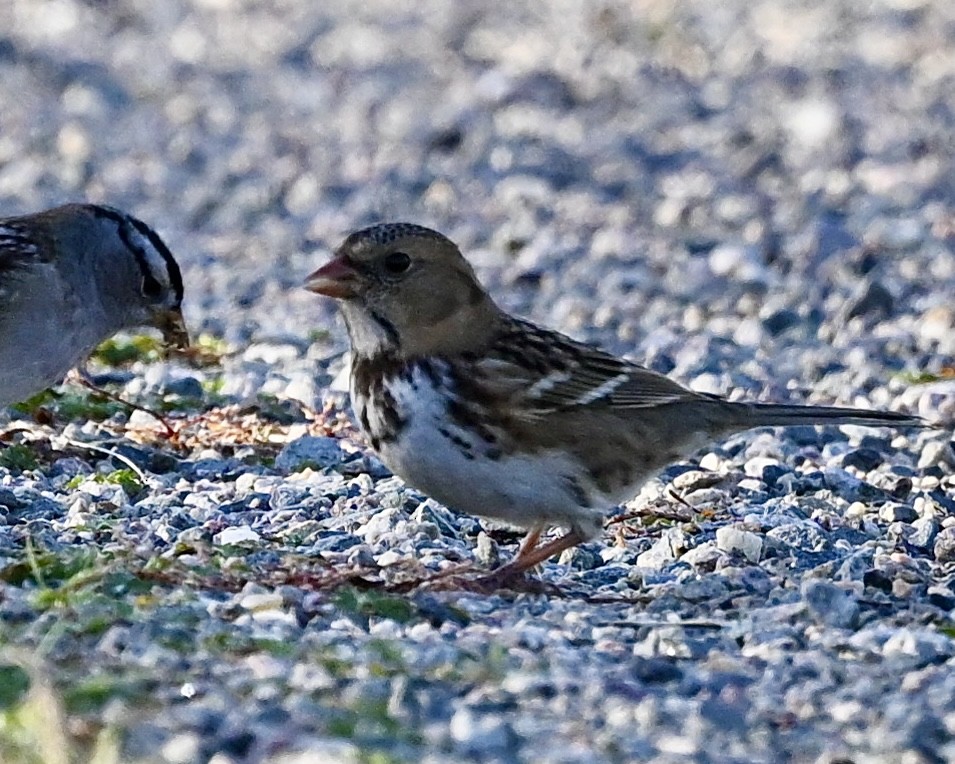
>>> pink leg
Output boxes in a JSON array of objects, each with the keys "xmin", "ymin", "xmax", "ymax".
[
  {"xmin": 513, "ymin": 524, "xmax": 543, "ymax": 562},
  {"xmin": 486, "ymin": 527, "xmax": 587, "ymax": 581}
]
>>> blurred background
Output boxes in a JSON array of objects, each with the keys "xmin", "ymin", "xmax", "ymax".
[{"xmin": 0, "ymin": 0, "xmax": 952, "ymax": 404}]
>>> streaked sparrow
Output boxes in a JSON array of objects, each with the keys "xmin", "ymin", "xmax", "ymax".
[{"xmin": 305, "ymin": 223, "xmax": 921, "ymax": 580}]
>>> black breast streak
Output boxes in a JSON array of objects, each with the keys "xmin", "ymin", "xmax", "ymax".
[
  {"xmin": 358, "ymin": 407, "xmax": 371, "ymax": 433},
  {"xmin": 351, "ymin": 353, "xmax": 410, "ymax": 448},
  {"xmin": 377, "ymin": 384, "xmax": 405, "ymax": 443},
  {"xmin": 436, "ymin": 425, "xmax": 475, "ymax": 461},
  {"xmin": 444, "ymin": 376, "xmax": 504, "ymax": 461},
  {"xmin": 562, "ymin": 474, "xmax": 590, "ymax": 508},
  {"xmin": 368, "ymin": 309, "xmax": 401, "ymax": 347},
  {"xmin": 418, "ymin": 358, "xmax": 443, "ymax": 388}
]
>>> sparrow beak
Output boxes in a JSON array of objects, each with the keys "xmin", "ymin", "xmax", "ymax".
[
  {"xmin": 153, "ymin": 307, "xmax": 191, "ymax": 350},
  {"xmin": 304, "ymin": 256, "xmax": 360, "ymax": 299}
]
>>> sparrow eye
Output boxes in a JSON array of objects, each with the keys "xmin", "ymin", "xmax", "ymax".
[
  {"xmin": 141, "ymin": 274, "xmax": 163, "ymax": 300},
  {"xmin": 382, "ymin": 252, "xmax": 411, "ymax": 276}
]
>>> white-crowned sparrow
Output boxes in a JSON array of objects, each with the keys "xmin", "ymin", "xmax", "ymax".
[
  {"xmin": 305, "ymin": 223, "xmax": 922, "ymax": 581},
  {"xmin": 0, "ymin": 203, "xmax": 189, "ymax": 408}
]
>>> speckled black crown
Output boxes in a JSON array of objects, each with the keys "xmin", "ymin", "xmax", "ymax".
[{"xmin": 342, "ymin": 222, "xmax": 453, "ymax": 252}]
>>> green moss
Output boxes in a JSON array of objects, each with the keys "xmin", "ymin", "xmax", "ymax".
[
  {"xmin": 62, "ymin": 469, "xmax": 145, "ymax": 500},
  {"xmin": 0, "ymin": 665, "xmax": 31, "ymax": 710},
  {"xmin": 1, "ymin": 545, "xmax": 102, "ymax": 589},
  {"xmin": 333, "ymin": 587, "xmax": 416, "ymax": 625},
  {"xmin": 102, "ymin": 469, "xmax": 145, "ymax": 498},
  {"xmin": 91, "ymin": 334, "xmax": 164, "ymax": 366},
  {"xmin": 12, "ymin": 390, "xmax": 124, "ymax": 422},
  {"xmin": 895, "ymin": 370, "xmax": 950, "ymax": 385},
  {"xmin": 0, "ymin": 446, "xmax": 38, "ymax": 473},
  {"xmin": 201, "ymin": 631, "xmax": 296, "ymax": 658},
  {"xmin": 61, "ymin": 674, "xmax": 152, "ymax": 715}
]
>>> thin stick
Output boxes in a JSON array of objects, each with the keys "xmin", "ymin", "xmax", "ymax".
[
  {"xmin": 60, "ymin": 436, "xmax": 149, "ymax": 485},
  {"xmin": 69, "ymin": 369, "xmax": 175, "ymax": 438}
]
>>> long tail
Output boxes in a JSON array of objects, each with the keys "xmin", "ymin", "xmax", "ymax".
[{"xmin": 734, "ymin": 401, "xmax": 923, "ymax": 428}]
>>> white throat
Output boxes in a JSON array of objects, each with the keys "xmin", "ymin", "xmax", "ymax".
[{"xmin": 341, "ymin": 301, "xmax": 399, "ymax": 357}]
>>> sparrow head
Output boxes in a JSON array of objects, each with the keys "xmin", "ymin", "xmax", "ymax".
[
  {"xmin": 305, "ymin": 223, "xmax": 501, "ymax": 356},
  {"xmin": 95, "ymin": 206, "xmax": 190, "ymax": 350},
  {"xmin": 40, "ymin": 204, "xmax": 189, "ymax": 349}
]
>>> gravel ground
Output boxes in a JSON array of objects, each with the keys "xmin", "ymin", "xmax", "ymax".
[{"xmin": 1, "ymin": 1, "xmax": 955, "ymax": 762}]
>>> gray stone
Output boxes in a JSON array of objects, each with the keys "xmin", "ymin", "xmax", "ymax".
[
  {"xmin": 449, "ymin": 708, "xmax": 515, "ymax": 754},
  {"xmin": 846, "ymin": 279, "xmax": 894, "ymax": 320},
  {"xmin": 801, "ymin": 579, "xmax": 860, "ymax": 629},
  {"xmin": 473, "ymin": 531, "xmax": 500, "ymax": 567},
  {"xmin": 275, "ymin": 436, "xmax": 343, "ymax": 472},
  {"xmin": 635, "ymin": 528, "xmax": 687, "ymax": 569},
  {"xmin": 680, "ymin": 542, "xmax": 725, "ymax": 571},
  {"xmin": 715, "ymin": 526, "xmax": 762, "ymax": 563},
  {"xmin": 934, "ymin": 527, "xmax": 955, "ymax": 563},
  {"xmin": 909, "ymin": 517, "xmax": 939, "ymax": 549},
  {"xmin": 918, "ymin": 440, "xmax": 955, "ymax": 470},
  {"xmin": 878, "ymin": 503, "xmax": 917, "ymax": 524}
]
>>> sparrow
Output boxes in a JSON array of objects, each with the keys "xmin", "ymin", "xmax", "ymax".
[
  {"xmin": 305, "ymin": 223, "xmax": 922, "ymax": 581},
  {"xmin": 0, "ymin": 203, "xmax": 189, "ymax": 408}
]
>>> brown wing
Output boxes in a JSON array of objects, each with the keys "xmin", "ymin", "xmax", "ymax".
[{"xmin": 481, "ymin": 318, "xmax": 708, "ymax": 417}]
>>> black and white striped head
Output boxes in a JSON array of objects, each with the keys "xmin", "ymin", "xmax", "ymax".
[
  {"xmin": 16, "ymin": 203, "xmax": 190, "ymax": 348},
  {"xmin": 88, "ymin": 205, "xmax": 183, "ymax": 308}
]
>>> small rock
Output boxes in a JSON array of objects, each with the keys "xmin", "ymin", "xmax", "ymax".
[
  {"xmin": 276, "ymin": 436, "xmax": 344, "ymax": 472},
  {"xmin": 671, "ymin": 470, "xmax": 724, "ymax": 491},
  {"xmin": 919, "ymin": 305, "xmax": 955, "ymax": 344},
  {"xmin": 559, "ymin": 544, "xmax": 602, "ymax": 571},
  {"xmin": 238, "ymin": 590, "xmax": 284, "ymax": 612},
  {"xmin": 347, "ymin": 546, "xmax": 376, "ymax": 568},
  {"xmin": 715, "ymin": 526, "xmax": 762, "ymax": 563},
  {"xmin": 909, "ymin": 517, "xmax": 939, "ymax": 549},
  {"xmin": 871, "ymin": 217, "xmax": 924, "ymax": 251},
  {"xmin": 801, "ymin": 579, "xmax": 860, "ymax": 629},
  {"xmin": 636, "ymin": 528, "xmax": 686, "ymax": 569},
  {"xmin": 474, "ymin": 531, "xmax": 500, "ymax": 567},
  {"xmin": 883, "ymin": 628, "xmax": 953, "ymax": 664},
  {"xmin": 879, "ymin": 503, "xmax": 917, "ymax": 524},
  {"xmin": 839, "ymin": 447, "xmax": 885, "ymax": 473},
  {"xmin": 918, "ymin": 440, "xmax": 955, "ymax": 470},
  {"xmin": 846, "ymin": 279, "xmax": 893, "ymax": 320},
  {"xmin": 214, "ymin": 526, "xmax": 261, "ymax": 545},
  {"xmin": 681, "ymin": 487, "xmax": 726, "ymax": 507},
  {"xmin": 161, "ymin": 733, "xmax": 202, "ymax": 764},
  {"xmin": 163, "ymin": 376, "xmax": 204, "ymax": 398},
  {"xmin": 631, "ymin": 656, "xmax": 682, "ymax": 683},
  {"xmin": 934, "ymin": 527, "xmax": 955, "ymax": 562},
  {"xmin": 680, "ymin": 542, "xmax": 725, "ymax": 571},
  {"xmin": 708, "ymin": 243, "xmax": 766, "ymax": 282},
  {"xmin": 376, "ymin": 550, "xmax": 404, "ymax": 567},
  {"xmin": 450, "ymin": 708, "xmax": 514, "ymax": 754},
  {"xmin": 743, "ymin": 457, "xmax": 782, "ymax": 479},
  {"xmin": 823, "ymin": 467, "xmax": 861, "ymax": 498},
  {"xmin": 762, "ymin": 308, "xmax": 800, "ymax": 336}
]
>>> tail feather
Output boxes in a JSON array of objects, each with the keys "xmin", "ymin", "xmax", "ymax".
[{"xmin": 737, "ymin": 402, "xmax": 923, "ymax": 429}]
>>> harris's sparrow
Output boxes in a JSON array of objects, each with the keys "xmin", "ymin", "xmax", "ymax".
[{"xmin": 305, "ymin": 223, "xmax": 921, "ymax": 580}]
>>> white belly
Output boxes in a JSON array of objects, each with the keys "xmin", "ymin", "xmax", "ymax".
[{"xmin": 355, "ymin": 366, "xmax": 606, "ymax": 538}]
